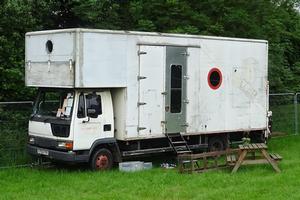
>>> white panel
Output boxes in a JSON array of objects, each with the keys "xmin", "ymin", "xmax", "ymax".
[
  {"xmin": 124, "ymin": 41, "xmax": 140, "ymax": 138},
  {"xmin": 138, "ymin": 46, "xmax": 165, "ymax": 136},
  {"xmin": 79, "ymin": 33, "xmax": 128, "ymax": 87},
  {"xmin": 111, "ymin": 88, "xmax": 127, "ymax": 140},
  {"xmin": 25, "ymin": 62, "xmax": 74, "ymax": 87},
  {"xmin": 186, "ymin": 48, "xmax": 201, "ymax": 133},
  {"xmin": 26, "ymin": 32, "xmax": 75, "ymax": 62},
  {"xmin": 195, "ymin": 39, "xmax": 267, "ymax": 132},
  {"xmin": 25, "ymin": 32, "xmax": 75, "ymax": 87}
]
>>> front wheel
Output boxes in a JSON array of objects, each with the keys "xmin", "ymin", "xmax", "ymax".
[{"xmin": 90, "ymin": 148, "xmax": 113, "ymax": 171}]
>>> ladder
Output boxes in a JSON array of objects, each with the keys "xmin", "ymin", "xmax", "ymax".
[{"xmin": 166, "ymin": 132, "xmax": 192, "ymax": 155}]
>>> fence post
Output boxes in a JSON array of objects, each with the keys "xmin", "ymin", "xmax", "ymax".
[{"xmin": 294, "ymin": 93, "xmax": 298, "ymax": 135}]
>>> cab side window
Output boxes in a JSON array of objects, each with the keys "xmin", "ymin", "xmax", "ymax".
[{"xmin": 86, "ymin": 93, "xmax": 102, "ymax": 118}]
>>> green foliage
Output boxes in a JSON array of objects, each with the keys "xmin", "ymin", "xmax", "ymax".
[{"xmin": 1, "ymin": 0, "xmax": 300, "ymax": 100}]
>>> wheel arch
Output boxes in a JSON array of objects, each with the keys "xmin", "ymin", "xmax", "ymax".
[{"xmin": 89, "ymin": 138, "xmax": 122, "ymax": 163}]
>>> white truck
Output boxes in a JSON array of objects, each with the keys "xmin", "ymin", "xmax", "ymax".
[{"xmin": 25, "ymin": 28, "xmax": 270, "ymax": 170}]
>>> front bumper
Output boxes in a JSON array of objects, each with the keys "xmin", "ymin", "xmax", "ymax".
[{"xmin": 27, "ymin": 144, "xmax": 89, "ymax": 163}]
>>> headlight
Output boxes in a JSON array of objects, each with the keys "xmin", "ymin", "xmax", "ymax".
[
  {"xmin": 28, "ymin": 137, "xmax": 35, "ymax": 144},
  {"xmin": 57, "ymin": 141, "xmax": 73, "ymax": 150}
]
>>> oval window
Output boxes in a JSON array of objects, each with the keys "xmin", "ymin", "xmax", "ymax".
[
  {"xmin": 208, "ymin": 68, "xmax": 222, "ymax": 90},
  {"xmin": 46, "ymin": 40, "xmax": 53, "ymax": 53}
]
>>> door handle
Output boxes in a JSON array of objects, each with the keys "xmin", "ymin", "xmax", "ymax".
[{"xmin": 82, "ymin": 117, "xmax": 90, "ymax": 123}]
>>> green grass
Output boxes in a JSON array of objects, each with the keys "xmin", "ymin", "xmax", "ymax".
[{"xmin": 0, "ymin": 135, "xmax": 300, "ymax": 200}]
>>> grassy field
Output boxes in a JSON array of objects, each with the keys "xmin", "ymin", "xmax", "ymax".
[{"xmin": 0, "ymin": 135, "xmax": 300, "ymax": 200}]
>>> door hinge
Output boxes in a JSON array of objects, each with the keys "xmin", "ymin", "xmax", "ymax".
[
  {"xmin": 27, "ymin": 60, "xmax": 31, "ymax": 71},
  {"xmin": 180, "ymin": 51, "xmax": 189, "ymax": 56},
  {"xmin": 161, "ymin": 121, "xmax": 167, "ymax": 124},
  {"xmin": 137, "ymin": 102, "xmax": 147, "ymax": 106},
  {"xmin": 137, "ymin": 76, "xmax": 147, "ymax": 80},
  {"xmin": 183, "ymin": 75, "xmax": 189, "ymax": 80},
  {"xmin": 161, "ymin": 91, "xmax": 167, "ymax": 95},
  {"xmin": 138, "ymin": 127, "xmax": 146, "ymax": 131},
  {"xmin": 138, "ymin": 50, "xmax": 147, "ymax": 55},
  {"xmin": 69, "ymin": 59, "xmax": 73, "ymax": 72},
  {"xmin": 183, "ymin": 99, "xmax": 189, "ymax": 104},
  {"xmin": 181, "ymin": 123, "xmax": 189, "ymax": 127}
]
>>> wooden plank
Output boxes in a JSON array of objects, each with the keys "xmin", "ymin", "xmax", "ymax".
[
  {"xmin": 187, "ymin": 149, "xmax": 237, "ymax": 159},
  {"xmin": 227, "ymin": 155, "xmax": 232, "ymax": 163},
  {"xmin": 269, "ymin": 153, "xmax": 282, "ymax": 160},
  {"xmin": 276, "ymin": 154, "xmax": 283, "ymax": 160},
  {"xmin": 252, "ymin": 143, "xmax": 258, "ymax": 149},
  {"xmin": 232, "ymin": 150, "xmax": 248, "ymax": 173},
  {"xmin": 203, "ymin": 156, "xmax": 207, "ymax": 169},
  {"xmin": 227, "ymin": 155, "xmax": 236, "ymax": 163},
  {"xmin": 261, "ymin": 149, "xmax": 281, "ymax": 173},
  {"xmin": 238, "ymin": 145, "xmax": 244, "ymax": 150},
  {"xmin": 261, "ymin": 143, "xmax": 268, "ymax": 149},
  {"xmin": 214, "ymin": 157, "xmax": 218, "ymax": 167},
  {"xmin": 242, "ymin": 159, "xmax": 269, "ymax": 165}
]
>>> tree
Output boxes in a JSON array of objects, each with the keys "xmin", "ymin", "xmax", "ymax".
[{"xmin": 1, "ymin": 0, "xmax": 300, "ymax": 101}]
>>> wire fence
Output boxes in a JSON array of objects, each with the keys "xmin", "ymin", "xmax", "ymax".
[
  {"xmin": 0, "ymin": 93, "xmax": 299, "ymax": 168},
  {"xmin": 0, "ymin": 101, "xmax": 34, "ymax": 168}
]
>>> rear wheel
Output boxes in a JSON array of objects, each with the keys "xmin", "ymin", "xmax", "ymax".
[
  {"xmin": 208, "ymin": 136, "xmax": 227, "ymax": 152},
  {"xmin": 90, "ymin": 148, "xmax": 113, "ymax": 171}
]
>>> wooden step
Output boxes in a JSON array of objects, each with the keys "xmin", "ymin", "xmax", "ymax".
[
  {"xmin": 182, "ymin": 160, "xmax": 198, "ymax": 164},
  {"xmin": 177, "ymin": 150, "xmax": 192, "ymax": 154},
  {"xmin": 172, "ymin": 141, "xmax": 186, "ymax": 145}
]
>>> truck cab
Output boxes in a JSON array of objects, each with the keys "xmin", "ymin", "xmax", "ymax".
[{"xmin": 27, "ymin": 88, "xmax": 121, "ymax": 170}]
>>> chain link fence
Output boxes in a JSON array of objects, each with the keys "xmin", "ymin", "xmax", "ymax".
[
  {"xmin": 269, "ymin": 93, "xmax": 299, "ymax": 136},
  {"xmin": 0, "ymin": 93, "xmax": 299, "ymax": 168},
  {"xmin": 0, "ymin": 101, "xmax": 34, "ymax": 168}
]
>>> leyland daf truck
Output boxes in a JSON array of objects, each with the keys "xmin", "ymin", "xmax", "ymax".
[{"xmin": 25, "ymin": 28, "xmax": 270, "ymax": 170}]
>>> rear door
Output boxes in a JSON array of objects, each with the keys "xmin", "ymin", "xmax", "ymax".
[{"xmin": 165, "ymin": 46, "xmax": 188, "ymax": 133}]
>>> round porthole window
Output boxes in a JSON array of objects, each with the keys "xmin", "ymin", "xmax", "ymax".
[
  {"xmin": 46, "ymin": 40, "xmax": 53, "ymax": 53},
  {"xmin": 208, "ymin": 68, "xmax": 222, "ymax": 90}
]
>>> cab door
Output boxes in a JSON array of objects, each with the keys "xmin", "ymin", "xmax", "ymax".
[{"xmin": 73, "ymin": 91, "xmax": 113, "ymax": 150}]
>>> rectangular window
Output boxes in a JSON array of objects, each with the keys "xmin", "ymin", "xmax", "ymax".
[
  {"xmin": 86, "ymin": 93, "xmax": 102, "ymax": 118},
  {"xmin": 34, "ymin": 89, "xmax": 74, "ymax": 119},
  {"xmin": 170, "ymin": 65, "xmax": 182, "ymax": 113}
]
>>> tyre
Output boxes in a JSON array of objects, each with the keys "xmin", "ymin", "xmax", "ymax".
[
  {"xmin": 90, "ymin": 148, "xmax": 113, "ymax": 171},
  {"xmin": 208, "ymin": 136, "xmax": 227, "ymax": 152},
  {"xmin": 250, "ymin": 132, "xmax": 266, "ymax": 143}
]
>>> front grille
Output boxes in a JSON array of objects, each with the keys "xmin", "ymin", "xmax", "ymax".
[
  {"xmin": 51, "ymin": 124, "xmax": 70, "ymax": 137},
  {"xmin": 32, "ymin": 136, "xmax": 58, "ymax": 149}
]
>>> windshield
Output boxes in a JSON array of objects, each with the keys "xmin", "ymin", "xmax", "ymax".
[{"xmin": 33, "ymin": 89, "xmax": 74, "ymax": 120}]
